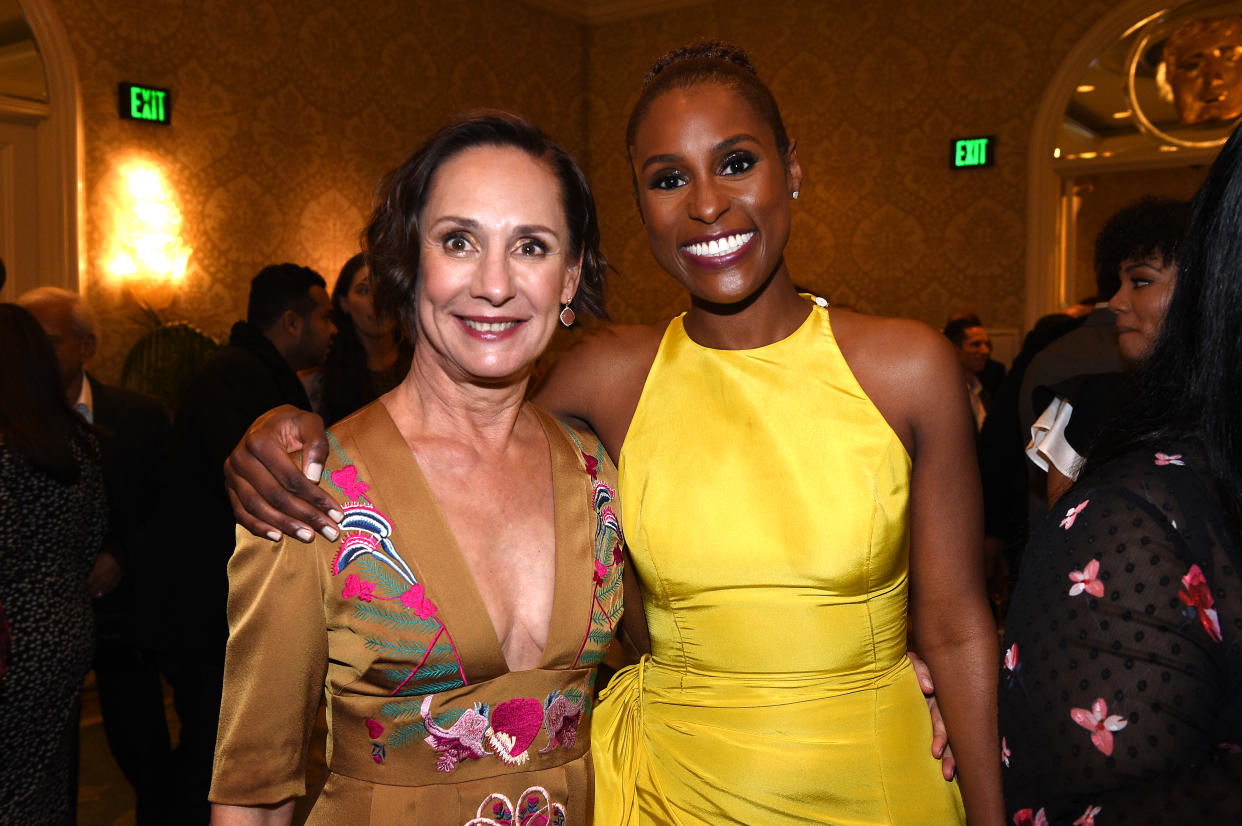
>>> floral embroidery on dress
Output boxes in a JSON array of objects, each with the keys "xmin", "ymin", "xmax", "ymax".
[
  {"xmin": 540, "ymin": 689, "xmax": 584, "ymax": 753},
  {"xmin": 562, "ymin": 428, "xmax": 624, "ymax": 670},
  {"xmin": 463, "ymin": 785, "xmax": 567, "ymax": 826},
  {"xmin": 1068, "ymin": 559, "xmax": 1105, "ymax": 598},
  {"xmin": 486, "ymin": 697, "xmax": 545, "ymax": 766},
  {"xmin": 1073, "ymin": 804, "xmax": 1102, "ymax": 825},
  {"xmin": 1178, "ymin": 563, "xmax": 1223, "ymax": 642},
  {"xmin": 1060, "ymin": 498, "xmax": 1090, "ymax": 529},
  {"xmin": 1012, "ymin": 808, "xmax": 1048, "ymax": 826},
  {"xmin": 341, "ymin": 573, "xmax": 375, "ymax": 602},
  {"xmin": 1070, "ymin": 697, "xmax": 1128, "ymax": 756},
  {"xmin": 1154, "ymin": 452, "xmax": 1185, "ymax": 466},
  {"xmin": 421, "ymin": 694, "xmax": 492, "ymax": 772}
]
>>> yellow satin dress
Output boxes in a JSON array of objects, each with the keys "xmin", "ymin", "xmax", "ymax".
[{"xmin": 592, "ymin": 302, "xmax": 966, "ymax": 825}]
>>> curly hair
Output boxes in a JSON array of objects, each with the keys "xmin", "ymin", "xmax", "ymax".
[
  {"xmin": 1093, "ymin": 197, "xmax": 1191, "ymax": 299},
  {"xmin": 364, "ymin": 111, "xmax": 608, "ymax": 341}
]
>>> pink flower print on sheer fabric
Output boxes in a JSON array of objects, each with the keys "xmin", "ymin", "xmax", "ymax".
[
  {"xmin": 463, "ymin": 785, "xmax": 567, "ymax": 826},
  {"xmin": 1073, "ymin": 805, "xmax": 1102, "ymax": 826},
  {"xmin": 486, "ymin": 697, "xmax": 544, "ymax": 766},
  {"xmin": 1178, "ymin": 563, "xmax": 1223, "ymax": 642},
  {"xmin": 400, "ymin": 584, "xmax": 438, "ymax": 619},
  {"xmin": 1060, "ymin": 499, "xmax": 1090, "ymax": 529},
  {"xmin": 1154, "ymin": 452, "xmax": 1185, "ymax": 466},
  {"xmin": 1001, "ymin": 737, "xmax": 1011, "ymax": 767},
  {"xmin": 331, "ymin": 464, "xmax": 371, "ymax": 500},
  {"xmin": 341, "ymin": 574, "xmax": 375, "ymax": 603},
  {"xmin": 1070, "ymin": 697, "xmax": 1128, "ymax": 756},
  {"xmin": 1013, "ymin": 808, "xmax": 1048, "ymax": 826},
  {"xmin": 1068, "ymin": 559, "xmax": 1105, "ymax": 598}
]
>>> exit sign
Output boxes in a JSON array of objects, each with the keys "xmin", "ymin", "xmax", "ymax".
[
  {"xmin": 952, "ymin": 136, "xmax": 994, "ymax": 168},
  {"xmin": 118, "ymin": 82, "xmax": 171, "ymax": 125}
]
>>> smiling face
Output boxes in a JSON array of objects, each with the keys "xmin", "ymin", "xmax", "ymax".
[
  {"xmin": 630, "ymin": 81, "xmax": 801, "ymax": 307},
  {"xmin": 413, "ymin": 145, "xmax": 580, "ymax": 385},
  {"xmin": 1108, "ymin": 254, "xmax": 1178, "ymax": 363},
  {"xmin": 956, "ymin": 326, "xmax": 992, "ymax": 376}
]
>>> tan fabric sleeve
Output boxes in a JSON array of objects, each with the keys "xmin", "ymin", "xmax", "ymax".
[{"xmin": 209, "ymin": 525, "xmax": 329, "ymax": 806}]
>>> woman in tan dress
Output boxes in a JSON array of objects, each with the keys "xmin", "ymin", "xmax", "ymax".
[{"xmin": 208, "ymin": 113, "xmax": 621, "ymax": 826}]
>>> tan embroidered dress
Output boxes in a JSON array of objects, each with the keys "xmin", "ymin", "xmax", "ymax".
[{"xmin": 209, "ymin": 401, "xmax": 624, "ymax": 825}]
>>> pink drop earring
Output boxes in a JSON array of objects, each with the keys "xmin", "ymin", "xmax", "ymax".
[{"xmin": 559, "ymin": 304, "xmax": 576, "ymax": 328}]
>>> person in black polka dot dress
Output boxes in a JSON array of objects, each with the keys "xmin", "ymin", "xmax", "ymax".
[
  {"xmin": 0, "ymin": 304, "xmax": 107, "ymax": 825},
  {"xmin": 999, "ymin": 126, "xmax": 1242, "ymax": 826}
]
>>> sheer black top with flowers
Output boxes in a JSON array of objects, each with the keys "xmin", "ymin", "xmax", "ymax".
[{"xmin": 1000, "ymin": 445, "xmax": 1242, "ymax": 825}]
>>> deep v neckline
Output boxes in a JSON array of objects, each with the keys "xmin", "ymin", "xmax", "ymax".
[{"xmin": 347, "ymin": 402, "xmax": 589, "ymax": 679}]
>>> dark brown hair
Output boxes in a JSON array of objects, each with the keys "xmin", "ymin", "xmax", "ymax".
[
  {"xmin": 0, "ymin": 303, "xmax": 95, "ymax": 482},
  {"xmin": 365, "ymin": 111, "xmax": 609, "ymax": 340}
]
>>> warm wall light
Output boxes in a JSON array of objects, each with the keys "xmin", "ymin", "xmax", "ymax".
[
  {"xmin": 1076, "ymin": 84, "xmax": 1096, "ymax": 93},
  {"xmin": 105, "ymin": 161, "xmax": 192, "ymax": 311}
]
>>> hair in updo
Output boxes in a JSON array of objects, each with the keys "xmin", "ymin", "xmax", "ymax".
[
  {"xmin": 625, "ymin": 40, "xmax": 791, "ymax": 159},
  {"xmin": 365, "ymin": 111, "xmax": 609, "ymax": 340}
]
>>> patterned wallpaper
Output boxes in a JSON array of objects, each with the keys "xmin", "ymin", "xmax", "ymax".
[
  {"xmin": 586, "ymin": 0, "xmax": 1119, "ymax": 329},
  {"xmin": 50, "ymin": 0, "xmax": 591, "ymax": 383},
  {"xmin": 47, "ymin": 0, "xmax": 1124, "ymax": 381}
]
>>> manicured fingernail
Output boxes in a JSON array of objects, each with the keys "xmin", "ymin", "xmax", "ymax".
[
  {"xmin": 265, "ymin": 530, "xmax": 281, "ymax": 542},
  {"xmin": 321, "ymin": 525, "xmax": 339, "ymax": 542},
  {"xmin": 295, "ymin": 527, "xmax": 314, "ymax": 542},
  {"xmin": 328, "ymin": 508, "xmax": 344, "ymax": 523},
  {"xmin": 305, "ymin": 462, "xmax": 323, "ymax": 481}
]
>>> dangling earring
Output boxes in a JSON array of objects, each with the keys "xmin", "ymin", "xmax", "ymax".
[
  {"xmin": 792, "ymin": 190, "xmax": 800, "ymax": 200},
  {"xmin": 559, "ymin": 304, "xmax": 576, "ymax": 328}
]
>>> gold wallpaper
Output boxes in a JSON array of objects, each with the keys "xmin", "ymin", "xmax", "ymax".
[
  {"xmin": 48, "ymin": 0, "xmax": 1124, "ymax": 381},
  {"xmin": 50, "ymin": 0, "xmax": 591, "ymax": 383},
  {"xmin": 586, "ymin": 0, "xmax": 1118, "ymax": 328}
]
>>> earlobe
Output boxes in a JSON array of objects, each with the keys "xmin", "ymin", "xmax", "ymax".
[
  {"xmin": 786, "ymin": 139, "xmax": 803, "ymax": 197},
  {"xmin": 82, "ymin": 333, "xmax": 97, "ymax": 362}
]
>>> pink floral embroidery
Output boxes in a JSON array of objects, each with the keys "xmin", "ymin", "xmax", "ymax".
[
  {"xmin": 1060, "ymin": 499, "xmax": 1090, "ymax": 529},
  {"xmin": 1068, "ymin": 559, "xmax": 1105, "ymax": 598},
  {"xmin": 1070, "ymin": 697, "xmax": 1128, "ymax": 755},
  {"xmin": 1179, "ymin": 564, "xmax": 1223, "ymax": 642},
  {"xmin": 365, "ymin": 718, "xmax": 384, "ymax": 739},
  {"xmin": 486, "ymin": 697, "xmax": 544, "ymax": 766},
  {"xmin": 400, "ymin": 584, "xmax": 438, "ymax": 619},
  {"xmin": 593, "ymin": 559, "xmax": 607, "ymax": 586},
  {"xmin": 464, "ymin": 785, "xmax": 567, "ymax": 826},
  {"xmin": 331, "ymin": 464, "xmax": 371, "ymax": 500},
  {"xmin": 1013, "ymin": 808, "xmax": 1048, "ymax": 826},
  {"xmin": 1073, "ymin": 805, "xmax": 1102, "ymax": 826},
  {"xmin": 370, "ymin": 743, "xmax": 385, "ymax": 763},
  {"xmin": 612, "ymin": 545, "xmax": 623, "ymax": 566},
  {"xmin": 341, "ymin": 573, "xmax": 375, "ymax": 603},
  {"xmin": 581, "ymin": 452, "xmax": 599, "ymax": 479},
  {"xmin": 421, "ymin": 694, "xmax": 490, "ymax": 772},
  {"xmin": 1154, "ymin": 452, "xmax": 1185, "ymax": 466},
  {"xmin": 1001, "ymin": 736, "xmax": 1011, "ymax": 767},
  {"xmin": 540, "ymin": 691, "xmax": 584, "ymax": 753}
]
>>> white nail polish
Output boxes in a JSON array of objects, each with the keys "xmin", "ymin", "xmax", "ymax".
[
  {"xmin": 266, "ymin": 530, "xmax": 281, "ymax": 542},
  {"xmin": 321, "ymin": 525, "xmax": 339, "ymax": 542},
  {"xmin": 295, "ymin": 527, "xmax": 314, "ymax": 542},
  {"xmin": 305, "ymin": 462, "xmax": 323, "ymax": 481},
  {"xmin": 328, "ymin": 509, "xmax": 344, "ymax": 523}
]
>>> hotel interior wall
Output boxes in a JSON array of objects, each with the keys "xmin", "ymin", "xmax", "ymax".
[{"xmin": 47, "ymin": 0, "xmax": 1119, "ymax": 383}]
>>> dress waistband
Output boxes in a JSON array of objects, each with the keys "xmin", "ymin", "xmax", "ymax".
[{"xmin": 329, "ymin": 667, "xmax": 594, "ymax": 786}]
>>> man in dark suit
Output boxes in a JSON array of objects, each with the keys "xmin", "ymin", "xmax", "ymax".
[
  {"xmin": 169, "ymin": 263, "xmax": 335, "ymax": 822},
  {"xmin": 19, "ymin": 287, "xmax": 175, "ymax": 825}
]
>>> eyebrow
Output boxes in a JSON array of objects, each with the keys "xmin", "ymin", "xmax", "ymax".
[
  {"xmin": 640, "ymin": 133, "xmax": 761, "ymax": 172},
  {"xmin": 432, "ymin": 216, "xmax": 561, "ymax": 238}
]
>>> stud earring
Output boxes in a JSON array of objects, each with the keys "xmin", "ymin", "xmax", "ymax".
[
  {"xmin": 792, "ymin": 190, "xmax": 800, "ymax": 200},
  {"xmin": 559, "ymin": 304, "xmax": 576, "ymax": 328}
]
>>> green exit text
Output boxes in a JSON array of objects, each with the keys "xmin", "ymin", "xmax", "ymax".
[
  {"xmin": 118, "ymin": 83, "xmax": 171, "ymax": 125},
  {"xmin": 952, "ymin": 137, "xmax": 993, "ymax": 168}
]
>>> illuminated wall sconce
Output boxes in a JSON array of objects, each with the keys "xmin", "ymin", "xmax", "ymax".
[{"xmin": 105, "ymin": 161, "xmax": 192, "ymax": 312}]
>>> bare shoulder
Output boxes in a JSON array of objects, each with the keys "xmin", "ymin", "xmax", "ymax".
[
  {"xmin": 532, "ymin": 321, "xmax": 667, "ymax": 458},
  {"xmin": 830, "ymin": 309, "xmax": 966, "ymax": 450}
]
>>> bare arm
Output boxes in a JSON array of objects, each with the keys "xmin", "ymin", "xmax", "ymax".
[{"xmin": 902, "ymin": 330, "xmax": 1004, "ymax": 826}]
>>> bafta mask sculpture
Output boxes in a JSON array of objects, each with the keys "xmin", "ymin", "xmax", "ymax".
[{"xmin": 1164, "ymin": 16, "xmax": 1242, "ymax": 125}]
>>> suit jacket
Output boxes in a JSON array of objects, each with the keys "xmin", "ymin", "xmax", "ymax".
[
  {"xmin": 88, "ymin": 375, "xmax": 175, "ymax": 648},
  {"xmin": 1018, "ymin": 307, "xmax": 1124, "ymax": 438}
]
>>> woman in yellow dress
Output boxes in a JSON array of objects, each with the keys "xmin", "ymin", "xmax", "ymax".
[{"xmin": 225, "ymin": 42, "xmax": 1003, "ymax": 825}]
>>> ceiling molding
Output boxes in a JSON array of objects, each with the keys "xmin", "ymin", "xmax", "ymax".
[{"xmin": 521, "ymin": 0, "xmax": 706, "ymax": 25}]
